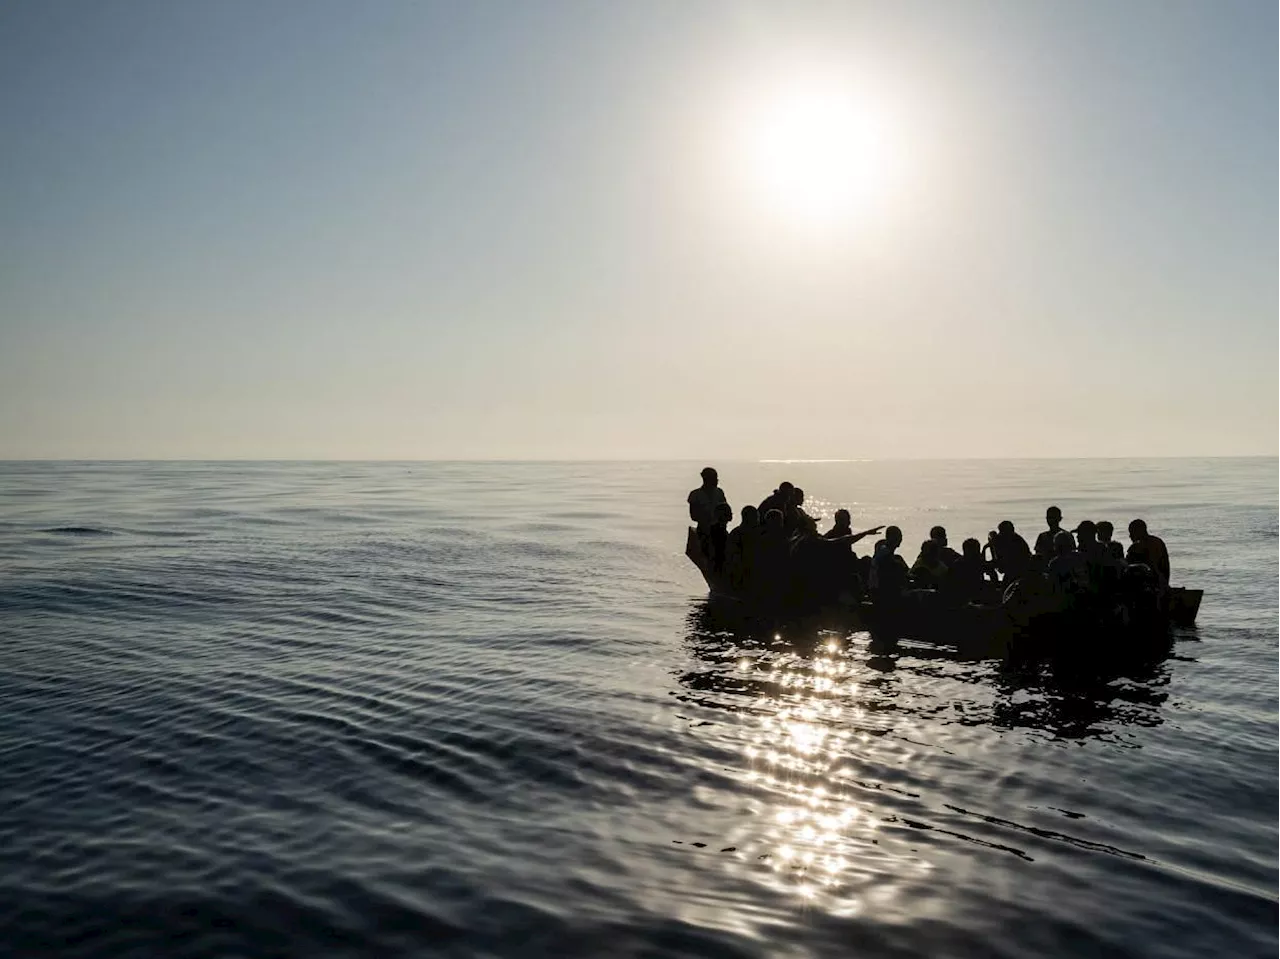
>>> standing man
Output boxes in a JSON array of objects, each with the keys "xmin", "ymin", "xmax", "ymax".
[
  {"xmin": 688, "ymin": 467, "xmax": 730, "ymax": 566},
  {"xmin": 1035, "ymin": 506, "xmax": 1072, "ymax": 560}
]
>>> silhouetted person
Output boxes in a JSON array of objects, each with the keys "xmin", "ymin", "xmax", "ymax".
[
  {"xmin": 1035, "ymin": 506, "xmax": 1071, "ymax": 559},
  {"xmin": 929, "ymin": 526, "xmax": 962, "ymax": 568},
  {"xmin": 869, "ymin": 525, "xmax": 909, "ymax": 603},
  {"xmin": 911, "ymin": 539, "xmax": 948, "ymax": 589},
  {"xmin": 1096, "ymin": 521, "xmax": 1126, "ymax": 562},
  {"xmin": 783, "ymin": 487, "xmax": 818, "ymax": 536},
  {"xmin": 790, "ymin": 523, "xmax": 863, "ymax": 605},
  {"xmin": 759, "ymin": 481, "xmax": 794, "ymax": 515},
  {"xmin": 990, "ymin": 520, "xmax": 1032, "ymax": 583},
  {"xmin": 824, "ymin": 509, "xmax": 883, "ymax": 548},
  {"xmin": 943, "ymin": 537, "xmax": 989, "ymax": 604},
  {"xmin": 710, "ymin": 502, "xmax": 732, "ymax": 572},
  {"xmin": 1075, "ymin": 519, "xmax": 1124, "ymax": 596},
  {"xmin": 1126, "ymin": 519, "xmax": 1170, "ymax": 586},
  {"xmin": 688, "ymin": 467, "xmax": 729, "ymax": 564},
  {"xmin": 757, "ymin": 508, "xmax": 791, "ymax": 604},
  {"xmin": 825, "ymin": 508, "xmax": 852, "ymax": 538},
  {"xmin": 1047, "ymin": 530, "xmax": 1087, "ymax": 595},
  {"xmin": 726, "ymin": 505, "xmax": 761, "ymax": 591}
]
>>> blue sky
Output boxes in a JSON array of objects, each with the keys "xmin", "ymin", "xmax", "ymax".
[{"xmin": 1, "ymin": 0, "xmax": 1275, "ymax": 458}]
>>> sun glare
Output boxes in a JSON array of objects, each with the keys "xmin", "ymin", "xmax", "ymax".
[{"xmin": 733, "ymin": 71, "xmax": 898, "ymax": 229}]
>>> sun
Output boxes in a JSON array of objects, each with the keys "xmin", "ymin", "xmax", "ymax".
[{"xmin": 733, "ymin": 72, "xmax": 897, "ymax": 229}]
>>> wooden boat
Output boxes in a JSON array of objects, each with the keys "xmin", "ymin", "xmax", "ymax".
[{"xmin": 685, "ymin": 527, "xmax": 1203, "ymax": 644}]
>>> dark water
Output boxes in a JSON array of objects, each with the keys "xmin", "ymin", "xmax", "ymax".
[{"xmin": 0, "ymin": 459, "xmax": 1275, "ymax": 959}]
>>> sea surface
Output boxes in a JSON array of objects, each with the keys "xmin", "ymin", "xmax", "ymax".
[{"xmin": 0, "ymin": 459, "xmax": 1275, "ymax": 959}]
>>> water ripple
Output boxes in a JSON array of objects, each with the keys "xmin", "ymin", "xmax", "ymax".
[{"xmin": 0, "ymin": 460, "xmax": 1275, "ymax": 958}]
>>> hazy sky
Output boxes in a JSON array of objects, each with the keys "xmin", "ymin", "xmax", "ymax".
[{"xmin": 1, "ymin": 1, "xmax": 1275, "ymax": 459}]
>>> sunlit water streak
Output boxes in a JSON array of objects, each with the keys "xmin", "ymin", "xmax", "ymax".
[{"xmin": 0, "ymin": 459, "xmax": 1275, "ymax": 958}]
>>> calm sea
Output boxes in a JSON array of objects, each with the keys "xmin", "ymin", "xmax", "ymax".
[{"xmin": 0, "ymin": 459, "xmax": 1275, "ymax": 959}]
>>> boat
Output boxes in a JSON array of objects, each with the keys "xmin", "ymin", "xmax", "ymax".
[{"xmin": 684, "ymin": 527, "xmax": 1203, "ymax": 648}]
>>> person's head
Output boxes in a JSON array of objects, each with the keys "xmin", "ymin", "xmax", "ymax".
[
  {"xmin": 777, "ymin": 481, "xmax": 794, "ymax": 496},
  {"xmin": 1096, "ymin": 520, "xmax": 1114, "ymax": 543},
  {"xmin": 764, "ymin": 509, "xmax": 784, "ymax": 531},
  {"xmin": 790, "ymin": 487, "xmax": 805, "ymax": 506},
  {"xmin": 919, "ymin": 539, "xmax": 940, "ymax": 561},
  {"xmin": 997, "ymin": 520, "xmax": 1015, "ymax": 536},
  {"xmin": 1054, "ymin": 530, "xmax": 1075, "ymax": 555},
  {"xmin": 1128, "ymin": 518, "xmax": 1148, "ymax": 542},
  {"xmin": 833, "ymin": 508, "xmax": 851, "ymax": 528},
  {"xmin": 715, "ymin": 502, "xmax": 733, "ymax": 525},
  {"xmin": 700, "ymin": 467, "xmax": 718, "ymax": 487},
  {"xmin": 930, "ymin": 525, "xmax": 948, "ymax": 547},
  {"xmin": 1073, "ymin": 520, "xmax": 1097, "ymax": 546},
  {"xmin": 884, "ymin": 525, "xmax": 903, "ymax": 549},
  {"xmin": 962, "ymin": 537, "xmax": 982, "ymax": 558},
  {"xmin": 740, "ymin": 505, "xmax": 759, "ymax": 527},
  {"xmin": 1046, "ymin": 506, "xmax": 1062, "ymax": 528}
]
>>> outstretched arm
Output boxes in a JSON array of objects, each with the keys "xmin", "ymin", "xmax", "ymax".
[{"xmin": 849, "ymin": 525, "xmax": 885, "ymax": 544}]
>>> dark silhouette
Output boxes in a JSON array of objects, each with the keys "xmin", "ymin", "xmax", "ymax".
[
  {"xmin": 929, "ymin": 525, "xmax": 962, "ymax": 568},
  {"xmin": 1074, "ymin": 519, "xmax": 1125, "ymax": 596},
  {"xmin": 1034, "ymin": 506, "xmax": 1071, "ymax": 559},
  {"xmin": 1047, "ymin": 530, "xmax": 1087, "ymax": 594},
  {"xmin": 790, "ymin": 524, "xmax": 860, "ymax": 607},
  {"xmin": 725, "ymin": 505, "xmax": 761, "ymax": 591},
  {"xmin": 756, "ymin": 508, "xmax": 791, "ymax": 604},
  {"xmin": 680, "ymin": 479, "xmax": 1198, "ymax": 639},
  {"xmin": 824, "ymin": 508, "xmax": 852, "ymax": 538},
  {"xmin": 943, "ymin": 537, "xmax": 989, "ymax": 604},
  {"xmin": 783, "ymin": 487, "xmax": 818, "ymax": 536},
  {"xmin": 710, "ymin": 501, "xmax": 732, "ymax": 572},
  {"xmin": 869, "ymin": 525, "xmax": 909, "ymax": 603},
  {"xmin": 1126, "ymin": 519, "xmax": 1170, "ymax": 586},
  {"xmin": 824, "ymin": 508, "xmax": 883, "ymax": 548},
  {"xmin": 1096, "ymin": 520, "xmax": 1126, "ymax": 561},
  {"xmin": 758, "ymin": 481, "xmax": 794, "ymax": 515},
  {"xmin": 990, "ymin": 520, "xmax": 1032, "ymax": 583},
  {"xmin": 687, "ymin": 467, "xmax": 729, "ymax": 567},
  {"xmin": 910, "ymin": 539, "xmax": 948, "ymax": 589}
]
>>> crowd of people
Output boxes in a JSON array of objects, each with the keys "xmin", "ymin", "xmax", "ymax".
[{"xmin": 687, "ymin": 467, "xmax": 1172, "ymax": 611}]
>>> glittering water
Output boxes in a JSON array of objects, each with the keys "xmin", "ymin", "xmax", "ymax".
[{"xmin": 0, "ymin": 459, "xmax": 1275, "ymax": 959}]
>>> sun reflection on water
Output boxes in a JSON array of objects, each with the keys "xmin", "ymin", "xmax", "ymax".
[
  {"xmin": 717, "ymin": 636, "xmax": 933, "ymax": 912},
  {"xmin": 679, "ymin": 599, "xmax": 1176, "ymax": 920}
]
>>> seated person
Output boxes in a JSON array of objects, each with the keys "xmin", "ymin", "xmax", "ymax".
[
  {"xmin": 929, "ymin": 526, "xmax": 963, "ymax": 568},
  {"xmin": 725, "ymin": 505, "xmax": 761, "ymax": 590},
  {"xmin": 1046, "ymin": 530, "xmax": 1088, "ymax": 595},
  {"xmin": 1074, "ymin": 519, "xmax": 1124, "ymax": 595},
  {"xmin": 825, "ymin": 509, "xmax": 884, "ymax": 548},
  {"xmin": 756, "ymin": 509, "xmax": 792, "ymax": 603},
  {"xmin": 790, "ymin": 524, "xmax": 862, "ymax": 605},
  {"xmin": 710, "ymin": 502, "xmax": 732, "ymax": 572},
  {"xmin": 825, "ymin": 508, "xmax": 853, "ymax": 539},
  {"xmin": 1125, "ymin": 519, "xmax": 1170, "ymax": 586},
  {"xmin": 1096, "ymin": 521, "xmax": 1126, "ymax": 562},
  {"xmin": 989, "ymin": 520, "xmax": 1032, "ymax": 583},
  {"xmin": 911, "ymin": 539, "xmax": 949, "ymax": 589},
  {"xmin": 759, "ymin": 481, "xmax": 794, "ymax": 515},
  {"xmin": 942, "ymin": 538, "xmax": 989, "ymax": 604},
  {"xmin": 783, "ymin": 487, "xmax": 818, "ymax": 536},
  {"xmin": 868, "ymin": 526, "xmax": 910, "ymax": 603},
  {"xmin": 928, "ymin": 526, "xmax": 961, "ymax": 567},
  {"xmin": 1034, "ymin": 506, "xmax": 1071, "ymax": 560}
]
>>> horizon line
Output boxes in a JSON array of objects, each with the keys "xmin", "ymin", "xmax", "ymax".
[{"xmin": 1, "ymin": 454, "xmax": 1276, "ymax": 464}]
